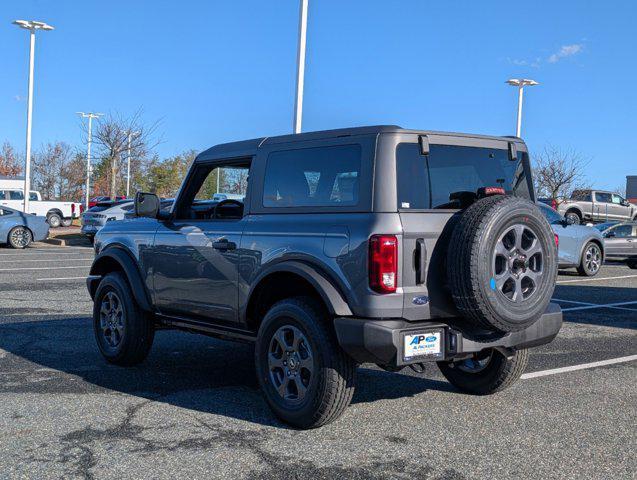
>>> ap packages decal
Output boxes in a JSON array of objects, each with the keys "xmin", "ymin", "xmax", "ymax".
[{"xmin": 404, "ymin": 331, "xmax": 441, "ymax": 359}]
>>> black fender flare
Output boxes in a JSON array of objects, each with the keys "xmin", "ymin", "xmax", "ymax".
[
  {"xmin": 87, "ymin": 247, "xmax": 152, "ymax": 312},
  {"xmin": 247, "ymin": 261, "xmax": 353, "ymax": 317}
]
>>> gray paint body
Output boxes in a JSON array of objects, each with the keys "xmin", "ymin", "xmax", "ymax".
[
  {"xmin": 0, "ymin": 206, "xmax": 49, "ymax": 244},
  {"xmin": 93, "ymin": 126, "xmax": 535, "ymax": 329}
]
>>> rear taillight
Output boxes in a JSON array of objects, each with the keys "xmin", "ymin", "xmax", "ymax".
[
  {"xmin": 554, "ymin": 234, "xmax": 559, "ymax": 248},
  {"xmin": 369, "ymin": 235, "xmax": 398, "ymax": 293},
  {"xmin": 80, "ymin": 204, "xmax": 85, "ymax": 213},
  {"xmin": 71, "ymin": 203, "xmax": 75, "ymax": 214}
]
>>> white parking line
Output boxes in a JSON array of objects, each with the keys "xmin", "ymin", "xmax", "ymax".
[
  {"xmin": 521, "ymin": 355, "xmax": 637, "ymax": 379},
  {"xmin": 561, "ymin": 301, "xmax": 637, "ymax": 312},
  {"xmin": 0, "ymin": 251, "xmax": 93, "ymax": 257},
  {"xmin": 36, "ymin": 276, "xmax": 86, "ymax": 281},
  {"xmin": 0, "ymin": 265, "xmax": 92, "ymax": 272},
  {"xmin": 0, "ymin": 258, "xmax": 93, "ymax": 263},
  {"xmin": 557, "ymin": 274, "xmax": 637, "ymax": 284},
  {"xmin": 552, "ymin": 298, "xmax": 594, "ymax": 306}
]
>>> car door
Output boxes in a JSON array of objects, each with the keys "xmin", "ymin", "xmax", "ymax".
[
  {"xmin": 603, "ymin": 224, "xmax": 634, "ymax": 260},
  {"xmin": 151, "ymin": 159, "xmax": 250, "ymax": 324},
  {"xmin": 610, "ymin": 194, "xmax": 631, "ymax": 221},
  {"xmin": 593, "ymin": 192, "xmax": 612, "ymax": 222}
]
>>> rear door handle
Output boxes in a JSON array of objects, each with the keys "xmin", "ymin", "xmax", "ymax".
[
  {"xmin": 212, "ymin": 239, "xmax": 236, "ymax": 250},
  {"xmin": 415, "ymin": 238, "xmax": 427, "ymax": 285}
]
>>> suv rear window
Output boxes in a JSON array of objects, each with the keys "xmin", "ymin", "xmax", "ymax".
[
  {"xmin": 397, "ymin": 143, "xmax": 531, "ymax": 209},
  {"xmin": 263, "ymin": 145, "xmax": 361, "ymax": 208}
]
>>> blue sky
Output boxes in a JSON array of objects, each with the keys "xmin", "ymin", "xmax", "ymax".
[{"xmin": 1, "ymin": 0, "xmax": 635, "ymax": 190}]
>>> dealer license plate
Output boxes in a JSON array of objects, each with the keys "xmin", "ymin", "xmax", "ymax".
[{"xmin": 403, "ymin": 330, "xmax": 443, "ymax": 361}]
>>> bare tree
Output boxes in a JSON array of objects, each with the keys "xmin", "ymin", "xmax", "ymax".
[
  {"xmin": 0, "ymin": 142, "xmax": 22, "ymax": 177},
  {"xmin": 32, "ymin": 142, "xmax": 72, "ymax": 199},
  {"xmin": 533, "ymin": 146, "xmax": 590, "ymax": 203},
  {"xmin": 87, "ymin": 110, "xmax": 160, "ymax": 198}
]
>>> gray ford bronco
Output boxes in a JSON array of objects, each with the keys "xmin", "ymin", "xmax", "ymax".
[{"xmin": 87, "ymin": 125, "xmax": 562, "ymax": 428}]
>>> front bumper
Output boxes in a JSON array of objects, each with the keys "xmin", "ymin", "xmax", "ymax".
[
  {"xmin": 81, "ymin": 224, "xmax": 101, "ymax": 236},
  {"xmin": 334, "ymin": 303, "xmax": 562, "ymax": 367}
]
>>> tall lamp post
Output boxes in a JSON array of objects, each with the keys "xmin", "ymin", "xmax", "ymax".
[
  {"xmin": 293, "ymin": 0, "xmax": 309, "ymax": 134},
  {"xmin": 76, "ymin": 112, "xmax": 103, "ymax": 208},
  {"xmin": 12, "ymin": 20, "xmax": 54, "ymax": 213},
  {"xmin": 126, "ymin": 130, "xmax": 140, "ymax": 198},
  {"xmin": 506, "ymin": 78, "xmax": 539, "ymax": 137}
]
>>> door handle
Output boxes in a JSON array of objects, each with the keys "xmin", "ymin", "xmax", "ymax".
[
  {"xmin": 415, "ymin": 238, "xmax": 427, "ymax": 285},
  {"xmin": 212, "ymin": 239, "xmax": 236, "ymax": 250}
]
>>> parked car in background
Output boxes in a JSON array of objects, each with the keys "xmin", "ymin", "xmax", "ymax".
[
  {"xmin": 82, "ymin": 199, "xmax": 174, "ymax": 240},
  {"xmin": 557, "ymin": 189, "xmax": 637, "ymax": 225},
  {"xmin": 595, "ymin": 222, "xmax": 637, "ymax": 269},
  {"xmin": 538, "ymin": 203, "xmax": 604, "ymax": 276},
  {"xmin": 89, "ymin": 196, "xmax": 127, "ymax": 208},
  {"xmin": 0, "ymin": 206, "xmax": 49, "ymax": 249},
  {"xmin": 537, "ymin": 197, "xmax": 557, "ymax": 210},
  {"xmin": 211, "ymin": 193, "xmax": 244, "ymax": 202},
  {"xmin": 0, "ymin": 176, "xmax": 82, "ymax": 227}
]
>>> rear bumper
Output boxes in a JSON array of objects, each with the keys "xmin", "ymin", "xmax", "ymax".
[{"xmin": 334, "ymin": 303, "xmax": 562, "ymax": 367}]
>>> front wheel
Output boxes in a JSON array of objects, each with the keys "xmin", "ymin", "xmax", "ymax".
[
  {"xmin": 255, "ymin": 297, "xmax": 356, "ymax": 429},
  {"xmin": 437, "ymin": 348, "xmax": 529, "ymax": 395},
  {"xmin": 93, "ymin": 272, "xmax": 155, "ymax": 366},
  {"xmin": 8, "ymin": 226, "xmax": 32, "ymax": 249},
  {"xmin": 577, "ymin": 242, "xmax": 602, "ymax": 276}
]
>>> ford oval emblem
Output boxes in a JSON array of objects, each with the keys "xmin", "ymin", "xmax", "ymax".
[
  {"xmin": 425, "ymin": 335, "xmax": 437, "ymax": 342},
  {"xmin": 412, "ymin": 295, "xmax": 429, "ymax": 305}
]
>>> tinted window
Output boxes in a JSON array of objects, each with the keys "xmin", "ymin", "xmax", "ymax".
[
  {"xmin": 539, "ymin": 204, "xmax": 563, "ymax": 224},
  {"xmin": 611, "ymin": 225, "xmax": 633, "ymax": 238},
  {"xmin": 263, "ymin": 145, "xmax": 361, "ymax": 208},
  {"xmin": 595, "ymin": 192, "xmax": 612, "ymax": 203},
  {"xmin": 572, "ymin": 190, "xmax": 592, "ymax": 201},
  {"xmin": 397, "ymin": 144, "xmax": 529, "ymax": 210},
  {"xmin": 396, "ymin": 144, "xmax": 430, "ymax": 209},
  {"xmin": 8, "ymin": 190, "xmax": 24, "ymax": 200}
]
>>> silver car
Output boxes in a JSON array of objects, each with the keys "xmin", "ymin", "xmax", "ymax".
[
  {"xmin": 0, "ymin": 205, "xmax": 49, "ymax": 248},
  {"xmin": 538, "ymin": 203, "xmax": 604, "ymax": 276},
  {"xmin": 81, "ymin": 200, "xmax": 134, "ymax": 239}
]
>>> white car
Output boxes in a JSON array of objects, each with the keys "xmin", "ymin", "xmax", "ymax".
[{"xmin": 0, "ymin": 176, "xmax": 82, "ymax": 227}]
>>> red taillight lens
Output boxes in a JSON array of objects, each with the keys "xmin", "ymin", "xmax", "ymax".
[
  {"xmin": 80, "ymin": 204, "xmax": 85, "ymax": 213},
  {"xmin": 369, "ymin": 235, "xmax": 398, "ymax": 293},
  {"xmin": 554, "ymin": 234, "xmax": 559, "ymax": 248},
  {"xmin": 71, "ymin": 203, "xmax": 75, "ymax": 214}
]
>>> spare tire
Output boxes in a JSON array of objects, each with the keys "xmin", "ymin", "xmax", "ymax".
[{"xmin": 446, "ymin": 195, "xmax": 557, "ymax": 333}]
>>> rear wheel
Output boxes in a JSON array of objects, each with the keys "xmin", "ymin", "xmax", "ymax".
[
  {"xmin": 46, "ymin": 213, "xmax": 62, "ymax": 228},
  {"xmin": 437, "ymin": 348, "xmax": 529, "ymax": 394},
  {"xmin": 255, "ymin": 297, "xmax": 356, "ymax": 429},
  {"xmin": 565, "ymin": 211, "xmax": 581, "ymax": 225},
  {"xmin": 8, "ymin": 226, "xmax": 32, "ymax": 249},
  {"xmin": 93, "ymin": 272, "xmax": 155, "ymax": 366},
  {"xmin": 60, "ymin": 217, "xmax": 73, "ymax": 227},
  {"xmin": 577, "ymin": 242, "xmax": 602, "ymax": 276}
]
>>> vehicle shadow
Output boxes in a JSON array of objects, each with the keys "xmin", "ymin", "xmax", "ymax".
[{"xmin": 0, "ymin": 316, "xmax": 452, "ymax": 428}]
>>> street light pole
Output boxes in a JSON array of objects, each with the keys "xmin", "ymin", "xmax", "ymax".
[
  {"xmin": 12, "ymin": 20, "xmax": 54, "ymax": 213},
  {"xmin": 506, "ymin": 78, "xmax": 539, "ymax": 137},
  {"xmin": 76, "ymin": 112, "xmax": 103, "ymax": 208},
  {"xmin": 126, "ymin": 130, "xmax": 140, "ymax": 198},
  {"xmin": 293, "ymin": 0, "xmax": 309, "ymax": 134}
]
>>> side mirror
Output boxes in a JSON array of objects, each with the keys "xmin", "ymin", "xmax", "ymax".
[{"xmin": 134, "ymin": 192, "xmax": 159, "ymax": 218}]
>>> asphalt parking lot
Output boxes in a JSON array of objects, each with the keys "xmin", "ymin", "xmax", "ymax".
[{"xmin": 0, "ymin": 246, "xmax": 635, "ymax": 479}]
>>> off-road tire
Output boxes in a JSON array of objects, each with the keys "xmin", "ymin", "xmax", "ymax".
[
  {"xmin": 255, "ymin": 297, "xmax": 356, "ymax": 429},
  {"xmin": 577, "ymin": 241, "xmax": 602, "ymax": 277},
  {"xmin": 8, "ymin": 226, "xmax": 32, "ymax": 249},
  {"xmin": 46, "ymin": 213, "xmax": 62, "ymax": 228},
  {"xmin": 93, "ymin": 272, "xmax": 154, "ymax": 366},
  {"xmin": 437, "ymin": 348, "xmax": 529, "ymax": 395},
  {"xmin": 447, "ymin": 195, "xmax": 558, "ymax": 333}
]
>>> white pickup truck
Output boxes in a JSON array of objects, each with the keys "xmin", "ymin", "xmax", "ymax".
[{"xmin": 0, "ymin": 177, "xmax": 82, "ymax": 227}]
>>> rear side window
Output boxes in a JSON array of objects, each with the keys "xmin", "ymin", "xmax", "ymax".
[
  {"xmin": 397, "ymin": 143, "xmax": 530, "ymax": 210},
  {"xmin": 263, "ymin": 145, "xmax": 361, "ymax": 208},
  {"xmin": 595, "ymin": 192, "xmax": 612, "ymax": 203},
  {"xmin": 8, "ymin": 190, "xmax": 24, "ymax": 200}
]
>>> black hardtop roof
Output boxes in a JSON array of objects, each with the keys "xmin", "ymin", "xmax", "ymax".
[{"xmin": 196, "ymin": 125, "xmax": 525, "ymax": 162}]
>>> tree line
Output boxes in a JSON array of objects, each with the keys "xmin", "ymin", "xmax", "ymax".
[{"xmin": 1, "ymin": 112, "xmax": 593, "ymax": 203}]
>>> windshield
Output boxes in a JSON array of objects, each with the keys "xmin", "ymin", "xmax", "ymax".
[{"xmin": 396, "ymin": 143, "xmax": 531, "ymax": 210}]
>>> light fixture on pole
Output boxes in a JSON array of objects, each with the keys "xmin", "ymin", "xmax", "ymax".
[
  {"xmin": 293, "ymin": 0, "xmax": 309, "ymax": 134},
  {"xmin": 506, "ymin": 78, "xmax": 539, "ymax": 137},
  {"xmin": 76, "ymin": 112, "xmax": 103, "ymax": 208},
  {"xmin": 126, "ymin": 130, "xmax": 140, "ymax": 198},
  {"xmin": 12, "ymin": 19, "xmax": 54, "ymax": 213}
]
